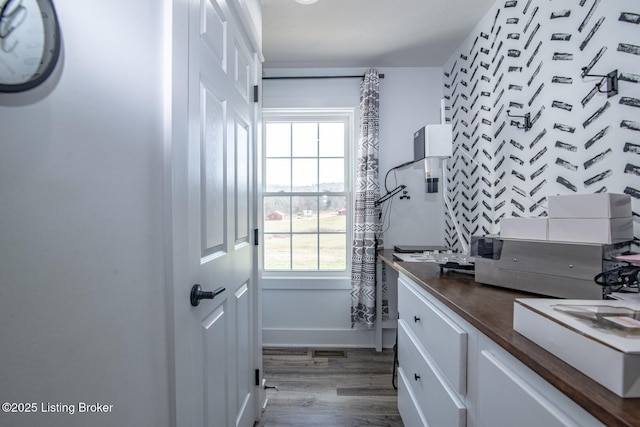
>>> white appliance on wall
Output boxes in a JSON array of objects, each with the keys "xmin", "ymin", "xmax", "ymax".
[{"xmin": 413, "ymin": 124, "xmax": 453, "ymax": 193}]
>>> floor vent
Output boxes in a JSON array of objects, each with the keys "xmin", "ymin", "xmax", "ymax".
[{"xmin": 312, "ymin": 349, "xmax": 347, "ymax": 358}]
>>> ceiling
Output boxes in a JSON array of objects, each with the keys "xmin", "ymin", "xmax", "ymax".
[{"xmin": 262, "ymin": 0, "xmax": 497, "ymax": 70}]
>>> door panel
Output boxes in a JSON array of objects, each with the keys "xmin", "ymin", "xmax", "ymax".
[
  {"xmin": 202, "ymin": 304, "xmax": 229, "ymax": 427},
  {"xmin": 234, "ymin": 41, "xmax": 251, "ymax": 101},
  {"xmin": 202, "ymin": 0, "xmax": 227, "ymax": 69},
  {"xmin": 201, "ymin": 83, "xmax": 227, "ymax": 255},
  {"xmin": 235, "ymin": 115, "xmax": 250, "ymax": 244},
  {"xmin": 235, "ymin": 282, "xmax": 253, "ymax": 426}
]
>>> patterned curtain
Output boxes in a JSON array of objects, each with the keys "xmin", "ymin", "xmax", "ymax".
[{"xmin": 351, "ymin": 68, "xmax": 387, "ymax": 328}]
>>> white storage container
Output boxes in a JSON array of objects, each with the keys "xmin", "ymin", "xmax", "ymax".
[
  {"xmin": 548, "ymin": 193, "xmax": 632, "ymax": 219},
  {"xmin": 547, "ymin": 217, "xmax": 633, "ymax": 244},
  {"xmin": 514, "ymin": 298, "xmax": 640, "ymax": 398},
  {"xmin": 500, "ymin": 217, "xmax": 548, "ymax": 241}
]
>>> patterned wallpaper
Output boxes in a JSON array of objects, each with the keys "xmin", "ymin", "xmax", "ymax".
[{"xmin": 442, "ymin": 0, "xmax": 640, "ymax": 250}]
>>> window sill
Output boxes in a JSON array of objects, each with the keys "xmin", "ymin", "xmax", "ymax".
[{"xmin": 261, "ymin": 275, "xmax": 351, "ymax": 290}]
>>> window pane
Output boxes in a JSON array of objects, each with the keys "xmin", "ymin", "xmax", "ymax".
[
  {"xmin": 264, "ymin": 234, "xmax": 290, "ymax": 270},
  {"xmin": 319, "ymin": 234, "xmax": 347, "ymax": 270},
  {"xmin": 319, "ymin": 123, "xmax": 344, "ymax": 157},
  {"xmin": 265, "ymin": 159, "xmax": 290, "ymax": 192},
  {"xmin": 292, "ymin": 123, "xmax": 318, "ymax": 157},
  {"xmin": 265, "ymin": 122, "xmax": 291, "ymax": 157},
  {"xmin": 292, "ymin": 159, "xmax": 317, "ymax": 192},
  {"xmin": 319, "ymin": 158, "xmax": 344, "ymax": 192},
  {"xmin": 263, "ymin": 112, "xmax": 351, "ymax": 273},
  {"xmin": 320, "ymin": 196, "xmax": 347, "ymax": 232},
  {"xmin": 292, "ymin": 196, "xmax": 318, "ymax": 232},
  {"xmin": 292, "ymin": 234, "xmax": 318, "ymax": 270},
  {"xmin": 264, "ymin": 196, "xmax": 290, "ymax": 233}
]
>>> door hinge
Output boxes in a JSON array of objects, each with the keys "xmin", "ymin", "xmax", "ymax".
[
  {"xmin": 255, "ymin": 368, "xmax": 260, "ymax": 386},
  {"xmin": 253, "ymin": 85, "xmax": 259, "ymax": 103},
  {"xmin": 254, "ymin": 228, "xmax": 259, "ymax": 246}
]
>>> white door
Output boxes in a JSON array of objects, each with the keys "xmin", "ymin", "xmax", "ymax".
[{"xmin": 170, "ymin": 0, "xmax": 259, "ymax": 426}]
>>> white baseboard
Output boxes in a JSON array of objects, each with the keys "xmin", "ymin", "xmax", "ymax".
[{"xmin": 262, "ymin": 327, "xmax": 397, "ymax": 349}]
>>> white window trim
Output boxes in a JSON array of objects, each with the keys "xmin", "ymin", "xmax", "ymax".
[{"xmin": 260, "ymin": 108, "xmax": 355, "ymax": 279}]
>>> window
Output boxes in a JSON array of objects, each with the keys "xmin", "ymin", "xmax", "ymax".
[{"xmin": 262, "ymin": 110, "xmax": 352, "ymax": 272}]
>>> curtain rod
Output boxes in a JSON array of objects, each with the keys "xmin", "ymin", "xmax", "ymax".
[{"xmin": 262, "ymin": 73, "xmax": 384, "ymax": 80}]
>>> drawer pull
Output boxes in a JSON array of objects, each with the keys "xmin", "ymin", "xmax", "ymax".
[
  {"xmin": 414, "ymin": 373, "xmax": 421, "ymax": 381},
  {"xmin": 414, "ymin": 316, "xmax": 421, "ymax": 323}
]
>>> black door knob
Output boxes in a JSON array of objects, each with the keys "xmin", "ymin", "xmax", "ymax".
[{"xmin": 190, "ymin": 284, "xmax": 225, "ymax": 306}]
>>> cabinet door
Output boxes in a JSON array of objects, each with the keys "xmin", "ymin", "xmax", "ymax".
[{"xmin": 477, "ymin": 346, "xmax": 603, "ymax": 427}]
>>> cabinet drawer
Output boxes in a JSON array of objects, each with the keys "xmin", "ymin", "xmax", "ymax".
[
  {"xmin": 398, "ymin": 275, "xmax": 467, "ymax": 395},
  {"xmin": 398, "ymin": 323, "xmax": 466, "ymax": 427},
  {"xmin": 398, "ymin": 368, "xmax": 429, "ymax": 427}
]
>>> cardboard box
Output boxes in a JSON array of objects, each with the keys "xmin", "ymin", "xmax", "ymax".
[
  {"xmin": 514, "ymin": 298, "xmax": 640, "ymax": 398},
  {"xmin": 548, "ymin": 193, "xmax": 632, "ymax": 218},
  {"xmin": 500, "ymin": 217, "xmax": 548, "ymax": 240},
  {"xmin": 547, "ymin": 217, "xmax": 633, "ymax": 244}
]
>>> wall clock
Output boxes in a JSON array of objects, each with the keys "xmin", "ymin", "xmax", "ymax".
[{"xmin": 0, "ymin": 0, "xmax": 61, "ymax": 93}]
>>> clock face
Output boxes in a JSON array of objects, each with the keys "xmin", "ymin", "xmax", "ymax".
[{"xmin": 0, "ymin": 0, "xmax": 60, "ymax": 93}]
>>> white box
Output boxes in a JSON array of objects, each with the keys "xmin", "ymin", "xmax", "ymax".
[
  {"xmin": 548, "ymin": 217, "xmax": 633, "ymax": 244},
  {"xmin": 413, "ymin": 124, "xmax": 453, "ymax": 158},
  {"xmin": 548, "ymin": 193, "xmax": 632, "ymax": 218},
  {"xmin": 500, "ymin": 217, "xmax": 548, "ymax": 240},
  {"xmin": 514, "ymin": 298, "xmax": 640, "ymax": 398},
  {"xmin": 424, "ymin": 124, "xmax": 452, "ymax": 157}
]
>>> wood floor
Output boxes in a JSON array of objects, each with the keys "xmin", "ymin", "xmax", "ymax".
[{"xmin": 255, "ymin": 347, "xmax": 403, "ymax": 427}]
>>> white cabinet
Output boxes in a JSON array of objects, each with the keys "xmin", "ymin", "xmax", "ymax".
[
  {"xmin": 399, "ymin": 276, "xmax": 467, "ymax": 394},
  {"xmin": 397, "ymin": 273, "xmax": 604, "ymax": 427},
  {"xmin": 398, "ymin": 274, "xmax": 467, "ymax": 427},
  {"xmin": 398, "ymin": 324, "xmax": 466, "ymax": 427},
  {"xmin": 476, "ymin": 335, "xmax": 605, "ymax": 427}
]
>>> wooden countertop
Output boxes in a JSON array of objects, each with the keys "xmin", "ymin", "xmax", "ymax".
[{"xmin": 379, "ymin": 249, "xmax": 640, "ymax": 427}]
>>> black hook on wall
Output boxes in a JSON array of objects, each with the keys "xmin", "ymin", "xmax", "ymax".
[
  {"xmin": 506, "ymin": 110, "xmax": 532, "ymax": 132},
  {"xmin": 581, "ymin": 67, "xmax": 618, "ymax": 98}
]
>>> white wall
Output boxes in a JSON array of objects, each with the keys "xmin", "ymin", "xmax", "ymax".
[
  {"xmin": 261, "ymin": 67, "xmax": 444, "ymax": 347},
  {"xmin": 379, "ymin": 68, "xmax": 446, "ymax": 249},
  {"xmin": 0, "ymin": 2, "xmax": 169, "ymax": 426}
]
